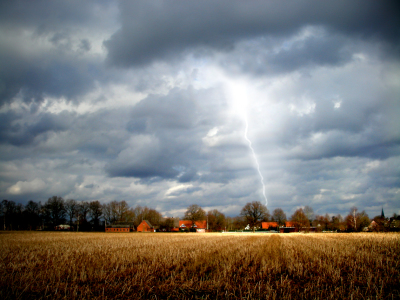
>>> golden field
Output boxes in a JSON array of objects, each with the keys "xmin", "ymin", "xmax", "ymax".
[{"xmin": 1, "ymin": 232, "xmax": 399, "ymax": 299}]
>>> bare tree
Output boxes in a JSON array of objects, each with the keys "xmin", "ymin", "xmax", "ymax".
[
  {"xmin": 304, "ymin": 205, "xmax": 315, "ymax": 224},
  {"xmin": 346, "ymin": 207, "xmax": 358, "ymax": 231},
  {"xmin": 240, "ymin": 201, "xmax": 269, "ymax": 232},
  {"xmin": 290, "ymin": 208, "xmax": 310, "ymax": 231},
  {"xmin": 76, "ymin": 201, "xmax": 90, "ymax": 231},
  {"xmin": 345, "ymin": 207, "xmax": 370, "ymax": 232},
  {"xmin": 330, "ymin": 214, "xmax": 344, "ymax": 231},
  {"xmin": 184, "ymin": 204, "xmax": 206, "ymax": 229},
  {"xmin": 272, "ymin": 208, "xmax": 287, "ymax": 227},
  {"xmin": 160, "ymin": 217, "xmax": 175, "ymax": 231},
  {"xmin": 43, "ymin": 196, "xmax": 66, "ymax": 227},
  {"xmin": 89, "ymin": 200, "xmax": 103, "ymax": 230},
  {"xmin": 207, "ymin": 209, "xmax": 226, "ymax": 231},
  {"xmin": 115, "ymin": 200, "xmax": 129, "ymax": 222},
  {"xmin": 102, "ymin": 201, "xmax": 118, "ymax": 224},
  {"xmin": 65, "ymin": 199, "xmax": 77, "ymax": 227},
  {"xmin": 24, "ymin": 200, "xmax": 41, "ymax": 230}
]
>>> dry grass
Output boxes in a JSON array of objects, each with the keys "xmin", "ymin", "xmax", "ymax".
[{"xmin": 1, "ymin": 232, "xmax": 399, "ymax": 299}]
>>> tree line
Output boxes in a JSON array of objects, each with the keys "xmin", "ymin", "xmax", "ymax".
[
  {"xmin": 183, "ymin": 202, "xmax": 399, "ymax": 232},
  {"xmin": 1, "ymin": 197, "xmax": 398, "ymax": 232},
  {"xmin": 0, "ymin": 197, "xmax": 167, "ymax": 231}
]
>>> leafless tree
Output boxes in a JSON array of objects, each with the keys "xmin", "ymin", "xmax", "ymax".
[
  {"xmin": 89, "ymin": 200, "xmax": 103, "ymax": 229},
  {"xmin": 65, "ymin": 199, "xmax": 77, "ymax": 227},
  {"xmin": 272, "ymin": 208, "xmax": 287, "ymax": 227},
  {"xmin": 290, "ymin": 208, "xmax": 310, "ymax": 231},
  {"xmin": 240, "ymin": 201, "xmax": 269, "ymax": 232},
  {"xmin": 304, "ymin": 205, "xmax": 315, "ymax": 223},
  {"xmin": 184, "ymin": 204, "xmax": 206, "ymax": 228},
  {"xmin": 207, "ymin": 209, "xmax": 226, "ymax": 231}
]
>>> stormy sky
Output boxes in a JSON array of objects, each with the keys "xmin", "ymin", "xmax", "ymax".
[{"xmin": 1, "ymin": 0, "xmax": 399, "ymax": 218}]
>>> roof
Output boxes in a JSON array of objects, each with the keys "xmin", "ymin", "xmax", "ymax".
[
  {"xmin": 140, "ymin": 220, "xmax": 153, "ymax": 228},
  {"xmin": 179, "ymin": 220, "xmax": 207, "ymax": 229},
  {"xmin": 261, "ymin": 222, "xmax": 279, "ymax": 229},
  {"xmin": 284, "ymin": 221, "xmax": 296, "ymax": 227}
]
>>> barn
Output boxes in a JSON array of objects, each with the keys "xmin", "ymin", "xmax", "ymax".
[
  {"xmin": 137, "ymin": 220, "xmax": 155, "ymax": 232},
  {"xmin": 261, "ymin": 222, "xmax": 279, "ymax": 230},
  {"xmin": 105, "ymin": 224, "xmax": 135, "ymax": 232},
  {"xmin": 279, "ymin": 221, "xmax": 298, "ymax": 233}
]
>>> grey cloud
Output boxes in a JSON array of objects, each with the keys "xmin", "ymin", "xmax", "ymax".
[
  {"xmin": 0, "ymin": 1, "xmax": 398, "ymax": 217},
  {"xmin": 167, "ymin": 186, "xmax": 202, "ymax": 197},
  {"xmin": 0, "ymin": 44, "xmax": 102, "ymax": 105},
  {"xmin": 106, "ymin": 89, "xmax": 203, "ymax": 180},
  {"xmin": 106, "ymin": 87, "xmax": 246, "ymax": 182},
  {"xmin": 0, "ymin": 110, "xmax": 72, "ymax": 146},
  {"xmin": 178, "ymin": 168, "xmax": 199, "ymax": 183},
  {"xmin": 130, "ymin": 88, "xmax": 198, "ymax": 131},
  {"xmin": 0, "ymin": 1, "xmax": 111, "ymax": 33},
  {"xmin": 218, "ymin": 32, "xmax": 358, "ymax": 76},
  {"xmin": 105, "ymin": 1, "xmax": 399, "ymax": 68},
  {"xmin": 0, "ymin": 1, "xmax": 115, "ymax": 106}
]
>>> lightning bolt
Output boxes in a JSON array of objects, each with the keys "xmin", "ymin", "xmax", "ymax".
[{"xmin": 243, "ymin": 115, "xmax": 268, "ymax": 206}]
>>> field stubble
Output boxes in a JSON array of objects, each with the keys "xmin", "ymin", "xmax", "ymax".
[{"xmin": 1, "ymin": 232, "xmax": 399, "ymax": 299}]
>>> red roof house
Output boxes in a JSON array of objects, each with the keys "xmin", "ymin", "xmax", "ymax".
[
  {"xmin": 179, "ymin": 220, "xmax": 207, "ymax": 232},
  {"xmin": 261, "ymin": 222, "xmax": 279, "ymax": 230},
  {"xmin": 137, "ymin": 220, "xmax": 154, "ymax": 232},
  {"xmin": 284, "ymin": 221, "xmax": 296, "ymax": 227}
]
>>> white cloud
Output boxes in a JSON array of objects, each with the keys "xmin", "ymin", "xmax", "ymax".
[{"xmin": 7, "ymin": 178, "xmax": 46, "ymax": 195}]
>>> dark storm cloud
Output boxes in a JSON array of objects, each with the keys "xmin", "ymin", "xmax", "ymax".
[
  {"xmin": 106, "ymin": 87, "xmax": 247, "ymax": 182},
  {"xmin": 130, "ymin": 88, "xmax": 198, "ymax": 131},
  {"xmin": 0, "ymin": 0, "xmax": 110, "ymax": 32},
  {"xmin": 106, "ymin": 88, "xmax": 208, "ymax": 180},
  {"xmin": 0, "ymin": 55, "xmax": 100, "ymax": 105},
  {"xmin": 105, "ymin": 0, "xmax": 399, "ymax": 68},
  {"xmin": 274, "ymin": 96, "xmax": 400, "ymax": 160},
  {"xmin": 178, "ymin": 167, "xmax": 199, "ymax": 183},
  {"xmin": 0, "ymin": 110, "xmax": 72, "ymax": 146},
  {"xmin": 0, "ymin": 0, "xmax": 398, "ymax": 217},
  {"xmin": 218, "ymin": 32, "xmax": 360, "ymax": 76},
  {"xmin": 0, "ymin": 0, "xmax": 113, "ymax": 106}
]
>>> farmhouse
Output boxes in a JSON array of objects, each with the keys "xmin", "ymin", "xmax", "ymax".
[
  {"xmin": 55, "ymin": 224, "xmax": 73, "ymax": 231},
  {"xmin": 137, "ymin": 220, "xmax": 155, "ymax": 232},
  {"xmin": 179, "ymin": 220, "xmax": 207, "ymax": 232},
  {"xmin": 105, "ymin": 224, "xmax": 135, "ymax": 232},
  {"xmin": 280, "ymin": 221, "xmax": 298, "ymax": 233},
  {"xmin": 261, "ymin": 222, "xmax": 279, "ymax": 230},
  {"xmin": 279, "ymin": 221, "xmax": 317, "ymax": 233}
]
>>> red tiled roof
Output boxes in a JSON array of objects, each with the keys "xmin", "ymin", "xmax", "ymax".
[
  {"xmin": 284, "ymin": 221, "xmax": 296, "ymax": 227},
  {"xmin": 261, "ymin": 222, "xmax": 279, "ymax": 229},
  {"xmin": 179, "ymin": 220, "xmax": 207, "ymax": 229}
]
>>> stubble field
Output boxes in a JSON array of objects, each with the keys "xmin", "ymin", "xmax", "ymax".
[{"xmin": 1, "ymin": 231, "xmax": 399, "ymax": 299}]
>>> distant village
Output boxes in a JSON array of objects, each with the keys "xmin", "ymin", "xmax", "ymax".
[{"xmin": 1, "ymin": 197, "xmax": 399, "ymax": 233}]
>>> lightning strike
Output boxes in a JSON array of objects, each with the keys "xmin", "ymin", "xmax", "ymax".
[
  {"xmin": 224, "ymin": 78, "xmax": 268, "ymax": 206},
  {"xmin": 243, "ymin": 115, "xmax": 268, "ymax": 206}
]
